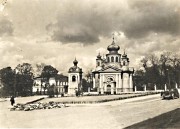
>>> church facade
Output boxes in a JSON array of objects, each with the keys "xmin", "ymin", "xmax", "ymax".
[{"xmin": 92, "ymin": 38, "xmax": 134, "ymax": 94}]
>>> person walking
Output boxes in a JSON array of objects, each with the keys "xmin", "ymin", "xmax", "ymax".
[{"xmin": 10, "ymin": 96, "xmax": 15, "ymax": 106}]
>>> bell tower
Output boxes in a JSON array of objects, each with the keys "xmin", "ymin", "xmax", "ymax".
[
  {"xmin": 121, "ymin": 50, "xmax": 129, "ymax": 67},
  {"xmin": 68, "ymin": 58, "xmax": 83, "ymax": 95},
  {"xmin": 96, "ymin": 52, "xmax": 102, "ymax": 67}
]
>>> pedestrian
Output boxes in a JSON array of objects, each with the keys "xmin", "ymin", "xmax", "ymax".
[{"xmin": 10, "ymin": 96, "xmax": 15, "ymax": 106}]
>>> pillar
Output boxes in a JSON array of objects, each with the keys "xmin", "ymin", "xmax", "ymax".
[
  {"xmin": 164, "ymin": 84, "xmax": 167, "ymax": 91},
  {"xmin": 129, "ymin": 74, "xmax": 133, "ymax": 92},
  {"xmin": 111, "ymin": 83, "xmax": 114, "ymax": 94},
  {"xmin": 123, "ymin": 73, "xmax": 129, "ymax": 92},
  {"xmin": 101, "ymin": 88, "xmax": 104, "ymax": 94},
  {"xmin": 144, "ymin": 85, "xmax": 146, "ymax": 91},
  {"xmin": 88, "ymin": 87, "xmax": 90, "ymax": 93},
  {"xmin": 93, "ymin": 74, "xmax": 95, "ymax": 88},
  {"xmin": 115, "ymin": 74, "xmax": 118, "ymax": 93},
  {"xmin": 154, "ymin": 85, "xmax": 157, "ymax": 91},
  {"xmin": 100, "ymin": 74, "xmax": 104, "ymax": 94},
  {"xmin": 175, "ymin": 83, "xmax": 178, "ymax": 89},
  {"xmin": 119, "ymin": 73, "xmax": 122, "ymax": 92},
  {"xmin": 134, "ymin": 86, "xmax": 137, "ymax": 92}
]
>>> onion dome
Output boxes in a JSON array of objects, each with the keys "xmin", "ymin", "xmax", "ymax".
[
  {"xmin": 122, "ymin": 51, "xmax": 127, "ymax": 58},
  {"xmin": 68, "ymin": 58, "xmax": 82, "ymax": 73},
  {"xmin": 97, "ymin": 52, "xmax": 102, "ymax": 59},
  {"xmin": 107, "ymin": 37, "xmax": 120, "ymax": 54},
  {"xmin": 73, "ymin": 58, "xmax": 78, "ymax": 66},
  {"xmin": 122, "ymin": 50, "xmax": 129, "ymax": 62}
]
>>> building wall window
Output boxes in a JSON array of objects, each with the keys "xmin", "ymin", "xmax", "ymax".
[
  {"xmin": 98, "ymin": 62, "xmax": 100, "ymax": 66},
  {"xmin": 107, "ymin": 57, "xmax": 110, "ymax": 62},
  {"xmin": 123, "ymin": 61, "xmax": 125, "ymax": 66},
  {"xmin": 111, "ymin": 56, "xmax": 114, "ymax": 62},
  {"xmin": 116, "ymin": 57, "xmax": 118, "ymax": 62},
  {"xmin": 72, "ymin": 75, "xmax": 76, "ymax": 82}
]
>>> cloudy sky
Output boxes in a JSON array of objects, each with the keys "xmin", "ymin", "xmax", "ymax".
[{"xmin": 0, "ymin": 0, "xmax": 180, "ymax": 75}]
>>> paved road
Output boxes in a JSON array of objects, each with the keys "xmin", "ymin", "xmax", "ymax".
[{"xmin": 0, "ymin": 94, "xmax": 180, "ymax": 129}]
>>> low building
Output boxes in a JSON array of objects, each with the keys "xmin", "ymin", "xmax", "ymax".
[{"xmin": 33, "ymin": 74, "xmax": 68, "ymax": 95}]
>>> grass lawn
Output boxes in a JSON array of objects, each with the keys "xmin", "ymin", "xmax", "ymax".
[{"xmin": 40, "ymin": 93, "xmax": 157, "ymax": 104}]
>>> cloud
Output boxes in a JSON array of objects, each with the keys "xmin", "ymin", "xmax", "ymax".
[
  {"xmin": 0, "ymin": 18, "xmax": 13, "ymax": 36},
  {"xmin": 0, "ymin": 36, "xmax": 98, "ymax": 75},
  {"xmin": 122, "ymin": 0, "xmax": 180, "ymax": 38},
  {"xmin": 46, "ymin": 0, "xmax": 123, "ymax": 45},
  {"xmin": 46, "ymin": 0, "xmax": 180, "ymax": 45},
  {"xmin": 1, "ymin": 0, "xmax": 180, "ymax": 74}
]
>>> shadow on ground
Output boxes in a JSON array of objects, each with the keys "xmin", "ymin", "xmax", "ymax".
[{"xmin": 125, "ymin": 108, "xmax": 180, "ymax": 129}]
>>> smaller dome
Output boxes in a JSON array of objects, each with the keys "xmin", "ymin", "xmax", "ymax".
[
  {"xmin": 122, "ymin": 50, "xmax": 129, "ymax": 59},
  {"xmin": 122, "ymin": 53, "xmax": 127, "ymax": 58},
  {"xmin": 73, "ymin": 58, "xmax": 78, "ymax": 65},
  {"xmin": 68, "ymin": 66, "xmax": 82, "ymax": 73},
  {"xmin": 69, "ymin": 58, "xmax": 82, "ymax": 73},
  {"xmin": 97, "ymin": 52, "xmax": 101, "ymax": 59}
]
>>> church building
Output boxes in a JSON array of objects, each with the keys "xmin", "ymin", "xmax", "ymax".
[{"xmin": 92, "ymin": 37, "xmax": 134, "ymax": 94}]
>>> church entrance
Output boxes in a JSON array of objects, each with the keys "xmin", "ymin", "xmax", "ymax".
[
  {"xmin": 106, "ymin": 85, "xmax": 111, "ymax": 94},
  {"xmin": 104, "ymin": 76, "xmax": 116, "ymax": 94}
]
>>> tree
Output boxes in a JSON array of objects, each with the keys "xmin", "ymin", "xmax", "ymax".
[
  {"xmin": 34, "ymin": 63, "xmax": 45, "ymax": 77},
  {"xmin": 0, "ymin": 67, "xmax": 14, "ymax": 97},
  {"xmin": 48, "ymin": 84, "xmax": 55, "ymax": 98},
  {"xmin": 169, "ymin": 53, "xmax": 180, "ymax": 86},
  {"xmin": 41, "ymin": 65, "xmax": 58, "ymax": 95},
  {"xmin": 138, "ymin": 54, "xmax": 161, "ymax": 90},
  {"xmin": 15, "ymin": 63, "xmax": 34, "ymax": 96},
  {"xmin": 83, "ymin": 71, "xmax": 93, "ymax": 92},
  {"xmin": 16, "ymin": 63, "xmax": 33, "ymax": 75},
  {"xmin": 133, "ymin": 69, "xmax": 145, "ymax": 91},
  {"xmin": 135, "ymin": 52, "xmax": 180, "ymax": 91},
  {"xmin": 41, "ymin": 65, "xmax": 58, "ymax": 80}
]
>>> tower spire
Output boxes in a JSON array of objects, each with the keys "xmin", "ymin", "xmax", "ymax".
[
  {"xmin": 123, "ymin": 49, "xmax": 126, "ymax": 55},
  {"xmin": 112, "ymin": 32, "xmax": 115, "ymax": 45}
]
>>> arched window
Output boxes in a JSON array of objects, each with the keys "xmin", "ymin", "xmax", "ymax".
[
  {"xmin": 111, "ymin": 57, "xmax": 114, "ymax": 62},
  {"xmin": 107, "ymin": 85, "xmax": 111, "ymax": 87},
  {"xmin": 72, "ymin": 76, "xmax": 76, "ymax": 82},
  {"xmin": 123, "ymin": 61, "xmax": 126, "ymax": 66},
  {"xmin": 110, "ymin": 78, "xmax": 113, "ymax": 81},
  {"xmin": 98, "ymin": 62, "xmax": 100, "ymax": 66},
  {"xmin": 107, "ymin": 57, "xmax": 110, "ymax": 62},
  {"xmin": 107, "ymin": 77, "xmax": 113, "ymax": 82},
  {"xmin": 116, "ymin": 57, "xmax": 118, "ymax": 62}
]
